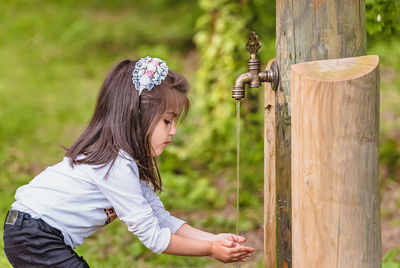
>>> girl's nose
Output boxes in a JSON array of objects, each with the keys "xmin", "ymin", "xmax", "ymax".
[{"xmin": 169, "ymin": 121, "xmax": 177, "ymax": 136}]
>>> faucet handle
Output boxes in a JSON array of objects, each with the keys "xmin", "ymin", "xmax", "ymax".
[
  {"xmin": 246, "ymin": 31, "xmax": 262, "ymax": 60},
  {"xmin": 233, "ymin": 31, "xmax": 279, "ymax": 100}
]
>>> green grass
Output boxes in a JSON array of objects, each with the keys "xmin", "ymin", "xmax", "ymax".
[{"xmin": 0, "ymin": 1, "xmax": 220, "ymax": 267}]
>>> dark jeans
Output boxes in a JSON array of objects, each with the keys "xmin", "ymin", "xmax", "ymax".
[{"xmin": 3, "ymin": 210, "xmax": 90, "ymax": 268}]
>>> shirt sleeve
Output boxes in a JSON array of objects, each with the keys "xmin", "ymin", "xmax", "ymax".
[
  {"xmin": 142, "ymin": 184, "xmax": 186, "ymax": 234},
  {"xmin": 91, "ymin": 156, "xmax": 171, "ymax": 254}
]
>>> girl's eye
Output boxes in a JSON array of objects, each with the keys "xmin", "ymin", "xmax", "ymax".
[{"xmin": 164, "ymin": 119, "xmax": 172, "ymax": 125}]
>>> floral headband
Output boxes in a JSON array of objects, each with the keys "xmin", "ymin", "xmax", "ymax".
[{"xmin": 132, "ymin": 56, "xmax": 168, "ymax": 95}]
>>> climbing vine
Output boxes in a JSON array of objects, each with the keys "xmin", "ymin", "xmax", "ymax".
[
  {"xmin": 189, "ymin": 0, "xmax": 248, "ymax": 168},
  {"xmin": 178, "ymin": 0, "xmax": 276, "ymax": 202}
]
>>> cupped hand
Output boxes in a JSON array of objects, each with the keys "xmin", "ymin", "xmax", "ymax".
[
  {"xmin": 210, "ymin": 239, "xmax": 254, "ymax": 263},
  {"xmin": 214, "ymin": 233, "xmax": 247, "ymax": 244}
]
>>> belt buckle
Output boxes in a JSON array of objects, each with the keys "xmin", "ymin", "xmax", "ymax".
[{"xmin": 5, "ymin": 210, "xmax": 18, "ymax": 225}]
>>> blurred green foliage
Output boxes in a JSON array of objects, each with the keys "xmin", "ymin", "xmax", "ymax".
[
  {"xmin": 0, "ymin": 0, "xmax": 399, "ymax": 267},
  {"xmin": 366, "ymin": 0, "xmax": 400, "ymax": 38},
  {"xmin": 383, "ymin": 250, "xmax": 400, "ymax": 268}
]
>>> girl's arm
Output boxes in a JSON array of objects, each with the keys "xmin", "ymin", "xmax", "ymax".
[
  {"xmin": 175, "ymin": 223, "xmax": 247, "ymax": 243},
  {"xmin": 143, "ymin": 186, "xmax": 247, "ymax": 243},
  {"xmin": 175, "ymin": 223, "xmax": 216, "ymax": 240},
  {"xmin": 163, "ymin": 234, "xmax": 254, "ymax": 263}
]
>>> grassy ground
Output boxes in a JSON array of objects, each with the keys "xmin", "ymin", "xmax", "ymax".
[{"xmin": 0, "ymin": 1, "xmax": 399, "ymax": 267}]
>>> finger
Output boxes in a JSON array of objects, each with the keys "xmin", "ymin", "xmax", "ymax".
[
  {"xmin": 233, "ymin": 234, "xmax": 247, "ymax": 243},
  {"xmin": 225, "ymin": 256, "xmax": 241, "ymax": 263},
  {"xmin": 231, "ymin": 245, "xmax": 255, "ymax": 253},
  {"xmin": 231, "ymin": 250, "xmax": 253, "ymax": 259},
  {"xmin": 230, "ymin": 234, "xmax": 238, "ymax": 242},
  {"xmin": 237, "ymin": 252, "xmax": 252, "ymax": 263},
  {"xmin": 238, "ymin": 254, "xmax": 252, "ymax": 262},
  {"xmin": 219, "ymin": 239, "xmax": 236, "ymax": 248},
  {"xmin": 230, "ymin": 252, "xmax": 252, "ymax": 259},
  {"xmin": 231, "ymin": 254, "xmax": 250, "ymax": 263},
  {"xmin": 224, "ymin": 234, "xmax": 239, "ymax": 243},
  {"xmin": 231, "ymin": 253, "xmax": 250, "ymax": 261},
  {"xmin": 226, "ymin": 234, "xmax": 246, "ymax": 243}
]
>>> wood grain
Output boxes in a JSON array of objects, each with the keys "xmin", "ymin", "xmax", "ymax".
[
  {"xmin": 265, "ymin": 59, "xmax": 277, "ymax": 268},
  {"xmin": 291, "ymin": 55, "xmax": 381, "ymax": 268},
  {"xmin": 274, "ymin": 1, "xmax": 366, "ymax": 266}
]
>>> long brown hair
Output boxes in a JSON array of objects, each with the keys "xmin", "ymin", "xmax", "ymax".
[{"xmin": 65, "ymin": 59, "xmax": 190, "ymax": 192}]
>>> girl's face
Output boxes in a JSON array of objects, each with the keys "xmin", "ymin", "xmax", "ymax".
[{"xmin": 150, "ymin": 111, "xmax": 177, "ymax": 156}]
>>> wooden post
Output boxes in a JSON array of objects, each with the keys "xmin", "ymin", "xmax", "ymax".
[
  {"xmin": 266, "ymin": 1, "xmax": 367, "ymax": 267},
  {"xmin": 265, "ymin": 59, "xmax": 277, "ymax": 267},
  {"xmin": 291, "ymin": 55, "xmax": 381, "ymax": 267}
]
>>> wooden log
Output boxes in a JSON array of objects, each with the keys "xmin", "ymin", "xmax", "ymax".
[
  {"xmin": 291, "ymin": 55, "xmax": 381, "ymax": 268},
  {"xmin": 273, "ymin": 1, "xmax": 367, "ymax": 266}
]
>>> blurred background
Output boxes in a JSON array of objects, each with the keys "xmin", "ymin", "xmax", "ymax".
[{"xmin": 0, "ymin": 0, "xmax": 399, "ymax": 267}]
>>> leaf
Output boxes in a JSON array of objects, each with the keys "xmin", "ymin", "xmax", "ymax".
[{"xmin": 384, "ymin": 250, "xmax": 400, "ymax": 262}]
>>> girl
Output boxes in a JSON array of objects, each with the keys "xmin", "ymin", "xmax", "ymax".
[{"xmin": 3, "ymin": 57, "xmax": 254, "ymax": 267}]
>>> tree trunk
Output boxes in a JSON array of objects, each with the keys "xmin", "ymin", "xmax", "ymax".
[{"xmin": 266, "ymin": 1, "xmax": 367, "ymax": 267}]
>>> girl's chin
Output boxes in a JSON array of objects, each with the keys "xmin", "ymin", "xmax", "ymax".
[{"xmin": 152, "ymin": 149, "xmax": 164, "ymax": 157}]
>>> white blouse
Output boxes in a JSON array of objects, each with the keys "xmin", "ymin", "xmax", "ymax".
[{"xmin": 11, "ymin": 151, "xmax": 185, "ymax": 254}]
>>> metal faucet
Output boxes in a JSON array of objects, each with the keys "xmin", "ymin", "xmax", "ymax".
[{"xmin": 232, "ymin": 31, "xmax": 279, "ymax": 100}]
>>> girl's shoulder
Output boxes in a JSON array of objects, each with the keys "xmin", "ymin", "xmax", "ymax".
[
  {"xmin": 117, "ymin": 150, "xmax": 135, "ymax": 163},
  {"xmin": 116, "ymin": 150, "xmax": 138, "ymax": 171},
  {"xmin": 65, "ymin": 151, "xmax": 138, "ymax": 181},
  {"xmin": 91, "ymin": 150, "xmax": 139, "ymax": 179},
  {"xmin": 116, "ymin": 151, "xmax": 155, "ymax": 192}
]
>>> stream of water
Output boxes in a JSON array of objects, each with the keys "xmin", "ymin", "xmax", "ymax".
[
  {"xmin": 236, "ymin": 100, "xmax": 241, "ymax": 268},
  {"xmin": 236, "ymin": 100, "xmax": 240, "ymax": 237},
  {"xmin": 224, "ymin": 100, "xmax": 241, "ymax": 268}
]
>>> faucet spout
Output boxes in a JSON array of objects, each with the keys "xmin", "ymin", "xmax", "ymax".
[{"xmin": 232, "ymin": 72, "xmax": 252, "ymax": 100}]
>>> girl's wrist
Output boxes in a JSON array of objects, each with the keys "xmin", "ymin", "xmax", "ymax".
[
  {"xmin": 207, "ymin": 240, "xmax": 214, "ymax": 257},
  {"xmin": 176, "ymin": 224, "xmax": 217, "ymax": 241},
  {"xmin": 210, "ymin": 233, "xmax": 218, "ymax": 241}
]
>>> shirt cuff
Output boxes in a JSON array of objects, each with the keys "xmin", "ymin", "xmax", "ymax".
[
  {"xmin": 159, "ymin": 216, "xmax": 186, "ymax": 234},
  {"xmin": 154, "ymin": 227, "xmax": 171, "ymax": 254}
]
